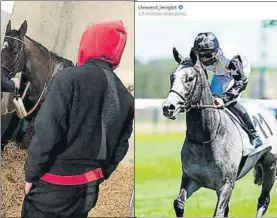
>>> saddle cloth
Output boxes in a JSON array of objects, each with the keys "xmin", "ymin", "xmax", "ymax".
[{"xmin": 224, "ymin": 100, "xmax": 277, "ymax": 156}]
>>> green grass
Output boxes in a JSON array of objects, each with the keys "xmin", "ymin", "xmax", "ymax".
[{"xmin": 135, "ymin": 132, "xmax": 277, "ymax": 217}]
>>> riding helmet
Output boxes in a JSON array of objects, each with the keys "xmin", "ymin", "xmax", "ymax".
[{"xmin": 192, "ymin": 32, "xmax": 220, "ymax": 66}]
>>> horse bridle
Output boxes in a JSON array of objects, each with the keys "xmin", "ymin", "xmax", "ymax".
[
  {"xmin": 2, "ymin": 35, "xmax": 50, "ymax": 117},
  {"xmin": 168, "ymin": 64, "xmax": 221, "ymax": 112},
  {"xmin": 1, "ymin": 36, "xmax": 26, "ymax": 79}
]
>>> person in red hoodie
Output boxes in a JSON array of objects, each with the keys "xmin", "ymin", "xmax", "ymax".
[{"xmin": 21, "ymin": 20, "xmax": 134, "ymax": 218}]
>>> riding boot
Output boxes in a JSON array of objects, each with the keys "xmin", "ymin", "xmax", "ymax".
[{"xmin": 241, "ymin": 113, "xmax": 263, "ymax": 148}]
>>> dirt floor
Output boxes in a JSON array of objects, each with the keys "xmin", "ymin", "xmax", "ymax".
[{"xmin": 1, "ymin": 142, "xmax": 134, "ymax": 217}]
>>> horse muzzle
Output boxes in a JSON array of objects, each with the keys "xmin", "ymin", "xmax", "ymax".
[{"xmin": 162, "ymin": 100, "xmax": 184, "ymax": 119}]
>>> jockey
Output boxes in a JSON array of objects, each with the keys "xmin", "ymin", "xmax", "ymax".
[{"xmin": 191, "ymin": 32, "xmax": 263, "ymax": 148}]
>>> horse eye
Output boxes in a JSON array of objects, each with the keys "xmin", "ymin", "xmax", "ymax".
[{"xmin": 188, "ymin": 77, "xmax": 194, "ymax": 82}]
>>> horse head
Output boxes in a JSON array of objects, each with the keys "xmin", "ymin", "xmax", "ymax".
[
  {"xmin": 1, "ymin": 20, "xmax": 28, "ymax": 80},
  {"xmin": 162, "ymin": 47, "xmax": 211, "ymax": 120}
]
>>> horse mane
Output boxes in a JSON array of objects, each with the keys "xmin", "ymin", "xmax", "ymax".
[
  {"xmin": 24, "ymin": 35, "xmax": 74, "ymax": 67},
  {"xmin": 191, "ymin": 59, "xmax": 208, "ymax": 80}
]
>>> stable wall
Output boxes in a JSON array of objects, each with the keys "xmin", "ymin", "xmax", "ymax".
[{"xmin": 10, "ymin": 1, "xmax": 134, "ymax": 92}]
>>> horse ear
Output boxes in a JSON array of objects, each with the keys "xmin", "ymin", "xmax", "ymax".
[
  {"xmin": 19, "ymin": 20, "xmax": 27, "ymax": 37},
  {"xmin": 189, "ymin": 48, "xmax": 197, "ymax": 65},
  {"xmin": 6, "ymin": 20, "xmax": 11, "ymax": 33},
  {"xmin": 173, "ymin": 47, "xmax": 182, "ymax": 64}
]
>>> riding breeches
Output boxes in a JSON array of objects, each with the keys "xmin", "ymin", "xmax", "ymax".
[
  {"xmin": 227, "ymin": 101, "xmax": 257, "ymax": 137},
  {"xmin": 227, "ymin": 101, "xmax": 247, "ymax": 119}
]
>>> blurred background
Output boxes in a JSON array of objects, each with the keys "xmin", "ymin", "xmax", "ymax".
[{"xmin": 135, "ymin": 19, "xmax": 277, "ymax": 217}]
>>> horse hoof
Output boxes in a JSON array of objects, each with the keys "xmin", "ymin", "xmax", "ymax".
[{"xmin": 174, "ymin": 199, "xmax": 184, "ymax": 217}]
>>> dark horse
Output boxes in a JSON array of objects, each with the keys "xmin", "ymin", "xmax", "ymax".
[{"xmin": 1, "ymin": 20, "xmax": 74, "ymax": 152}]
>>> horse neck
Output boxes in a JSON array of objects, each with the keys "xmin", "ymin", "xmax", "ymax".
[
  {"xmin": 186, "ymin": 70, "xmax": 220, "ymax": 143},
  {"xmin": 23, "ymin": 36, "xmax": 55, "ymax": 99}
]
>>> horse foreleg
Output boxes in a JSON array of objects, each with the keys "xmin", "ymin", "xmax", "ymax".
[
  {"xmin": 15, "ymin": 118, "xmax": 31, "ymax": 144},
  {"xmin": 1, "ymin": 113, "xmax": 20, "ymax": 151},
  {"xmin": 224, "ymin": 204, "xmax": 229, "ymax": 217},
  {"xmin": 213, "ymin": 179, "xmax": 234, "ymax": 217},
  {"xmin": 256, "ymin": 159, "xmax": 277, "ymax": 217},
  {"xmin": 173, "ymin": 175, "xmax": 200, "ymax": 217}
]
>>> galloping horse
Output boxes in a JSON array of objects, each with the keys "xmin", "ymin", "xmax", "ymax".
[
  {"xmin": 162, "ymin": 47, "xmax": 277, "ymax": 217},
  {"xmin": 1, "ymin": 20, "xmax": 74, "ymax": 152}
]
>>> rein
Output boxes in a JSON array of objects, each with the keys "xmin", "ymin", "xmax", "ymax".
[
  {"xmin": 190, "ymin": 104, "xmax": 222, "ymax": 109},
  {"xmin": 27, "ymin": 82, "xmax": 47, "ymax": 115},
  {"xmin": 20, "ymin": 50, "xmax": 52, "ymax": 117}
]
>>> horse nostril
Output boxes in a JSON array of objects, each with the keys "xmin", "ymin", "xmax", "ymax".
[
  {"xmin": 168, "ymin": 104, "xmax": 175, "ymax": 110},
  {"xmin": 163, "ymin": 101, "xmax": 175, "ymax": 111},
  {"xmin": 163, "ymin": 101, "xmax": 171, "ymax": 109}
]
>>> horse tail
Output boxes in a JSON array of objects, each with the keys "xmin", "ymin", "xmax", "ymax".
[{"xmin": 254, "ymin": 164, "xmax": 263, "ymax": 186}]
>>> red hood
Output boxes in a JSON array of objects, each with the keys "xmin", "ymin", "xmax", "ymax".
[{"xmin": 77, "ymin": 20, "xmax": 127, "ymax": 69}]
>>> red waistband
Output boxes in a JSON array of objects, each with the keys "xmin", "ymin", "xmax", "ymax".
[{"xmin": 40, "ymin": 168, "xmax": 104, "ymax": 185}]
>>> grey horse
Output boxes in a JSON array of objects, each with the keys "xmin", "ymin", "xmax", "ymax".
[{"xmin": 162, "ymin": 47, "xmax": 277, "ymax": 217}]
